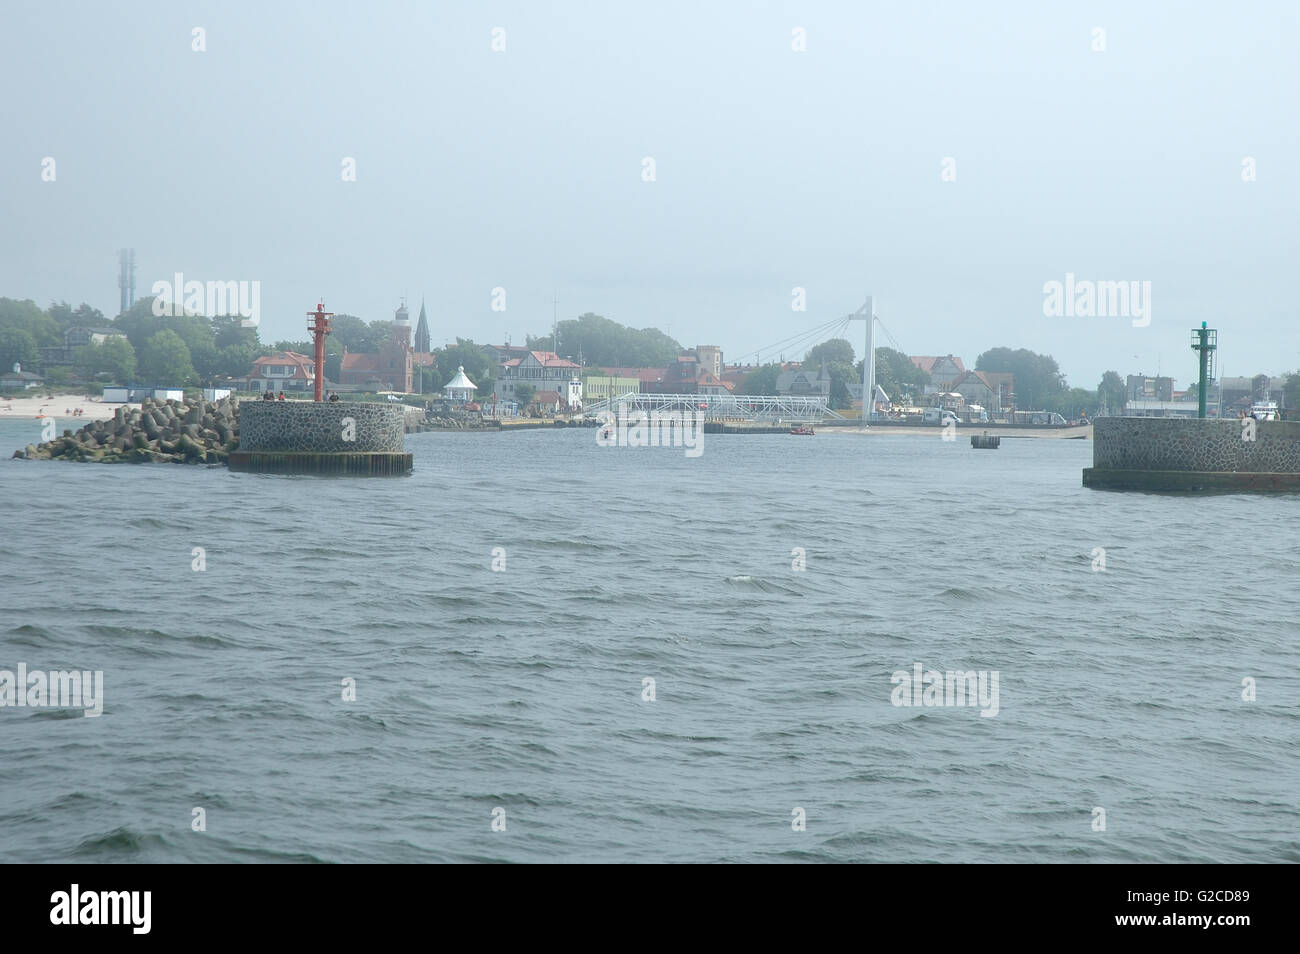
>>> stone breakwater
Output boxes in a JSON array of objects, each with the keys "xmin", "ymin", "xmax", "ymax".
[
  {"xmin": 237, "ymin": 401, "xmax": 405, "ymax": 453},
  {"xmin": 12, "ymin": 396, "xmax": 238, "ymax": 464},
  {"xmin": 1084, "ymin": 417, "xmax": 1300, "ymax": 491},
  {"xmin": 229, "ymin": 401, "xmax": 411, "ymax": 475}
]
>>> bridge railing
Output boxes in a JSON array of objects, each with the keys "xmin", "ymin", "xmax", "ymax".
[{"xmin": 582, "ymin": 392, "xmax": 844, "ymax": 422}]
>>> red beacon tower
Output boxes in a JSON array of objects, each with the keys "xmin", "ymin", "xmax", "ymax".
[{"xmin": 307, "ymin": 302, "xmax": 334, "ymax": 402}]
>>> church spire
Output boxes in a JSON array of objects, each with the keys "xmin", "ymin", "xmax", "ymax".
[{"xmin": 414, "ymin": 297, "xmax": 431, "ymax": 354}]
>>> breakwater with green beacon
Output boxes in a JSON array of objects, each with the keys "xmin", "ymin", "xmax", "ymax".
[{"xmin": 1083, "ymin": 417, "xmax": 1300, "ymax": 492}]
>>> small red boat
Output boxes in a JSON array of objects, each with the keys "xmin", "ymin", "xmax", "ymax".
[{"xmin": 789, "ymin": 424, "xmax": 815, "ymax": 435}]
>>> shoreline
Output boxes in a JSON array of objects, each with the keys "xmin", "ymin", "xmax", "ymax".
[
  {"xmin": 0, "ymin": 393, "xmax": 125, "ymax": 422},
  {"xmin": 820, "ymin": 424, "xmax": 1093, "ymax": 439}
]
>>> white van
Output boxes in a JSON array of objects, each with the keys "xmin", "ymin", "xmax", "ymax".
[{"xmin": 922, "ymin": 408, "xmax": 958, "ymax": 425}]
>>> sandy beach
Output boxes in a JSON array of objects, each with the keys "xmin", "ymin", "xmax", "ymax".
[{"xmin": 0, "ymin": 393, "xmax": 126, "ymax": 422}]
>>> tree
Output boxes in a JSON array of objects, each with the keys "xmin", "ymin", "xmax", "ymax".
[
  {"xmin": 1043, "ymin": 387, "xmax": 1099, "ymax": 419},
  {"xmin": 804, "ymin": 338, "xmax": 855, "ymax": 368},
  {"xmin": 434, "ymin": 338, "xmax": 495, "ymax": 391},
  {"xmin": 74, "ymin": 336, "xmax": 137, "ymax": 383},
  {"xmin": 976, "ymin": 347, "xmax": 1065, "ymax": 409},
  {"xmin": 138, "ymin": 329, "xmax": 197, "ymax": 385},
  {"xmin": 826, "ymin": 361, "xmax": 857, "ymax": 409},
  {"xmin": 215, "ymin": 343, "xmax": 262, "ymax": 380},
  {"xmin": 1283, "ymin": 373, "xmax": 1300, "ymax": 419},
  {"xmin": 1097, "ymin": 370, "xmax": 1125, "ymax": 415},
  {"xmin": 325, "ymin": 314, "xmax": 380, "ymax": 354},
  {"xmin": 527, "ymin": 313, "xmax": 682, "ymax": 367},
  {"xmin": 513, "ymin": 383, "xmax": 535, "ymax": 407},
  {"xmin": 0, "ymin": 298, "xmax": 60, "ymax": 347},
  {"xmin": 0, "ymin": 327, "xmax": 39, "ymax": 371},
  {"xmin": 212, "ymin": 314, "xmax": 260, "ymax": 351},
  {"xmin": 739, "ymin": 363, "xmax": 781, "ymax": 395},
  {"xmin": 48, "ymin": 301, "xmax": 106, "ymax": 333},
  {"xmin": 872, "ymin": 347, "xmax": 929, "ymax": 403},
  {"xmin": 112, "ymin": 297, "xmax": 168, "ymax": 351}
]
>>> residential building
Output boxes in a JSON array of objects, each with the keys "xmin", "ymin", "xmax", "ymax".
[
  {"xmin": 2, "ymin": 363, "xmax": 44, "ymax": 389},
  {"xmin": 39, "ymin": 326, "xmax": 129, "ymax": 366},
  {"xmin": 495, "ymin": 350, "xmax": 582, "ymax": 406},
  {"xmin": 1218, "ymin": 374, "xmax": 1285, "ymax": 415},
  {"xmin": 583, "ymin": 374, "xmax": 641, "ymax": 403},
  {"xmin": 1126, "ymin": 375, "xmax": 1173, "ymax": 403},
  {"xmin": 249, "ymin": 351, "xmax": 316, "ymax": 393},
  {"xmin": 482, "ymin": 343, "xmax": 532, "ymax": 366},
  {"xmin": 776, "ymin": 364, "xmax": 831, "ymax": 398},
  {"xmin": 909, "ymin": 355, "xmax": 966, "ymax": 390},
  {"xmin": 694, "ymin": 345, "xmax": 723, "ymax": 379},
  {"xmin": 949, "ymin": 370, "xmax": 1015, "ymax": 412}
]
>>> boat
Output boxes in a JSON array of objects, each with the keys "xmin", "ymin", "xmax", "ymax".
[
  {"xmin": 789, "ymin": 424, "xmax": 815, "ymax": 435},
  {"xmin": 1250, "ymin": 401, "xmax": 1280, "ymax": 421}
]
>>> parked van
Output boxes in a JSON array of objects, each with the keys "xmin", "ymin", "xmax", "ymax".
[{"xmin": 922, "ymin": 408, "xmax": 959, "ymax": 425}]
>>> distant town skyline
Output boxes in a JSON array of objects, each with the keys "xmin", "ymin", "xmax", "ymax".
[{"xmin": 3, "ymin": 2, "xmax": 1295, "ymax": 390}]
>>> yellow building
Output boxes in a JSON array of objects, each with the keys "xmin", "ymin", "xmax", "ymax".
[{"xmin": 582, "ymin": 375, "xmax": 640, "ymax": 403}]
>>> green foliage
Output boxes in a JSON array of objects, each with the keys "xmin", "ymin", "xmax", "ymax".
[
  {"xmin": 739, "ymin": 363, "xmax": 781, "ymax": 396},
  {"xmin": 74, "ymin": 336, "xmax": 137, "ymax": 383},
  {"xmin": 1283, "ymin": 373, "xmax": 1300, "ymax": 418},
  {"xmin": 513, "ymin": 383, "xmax": 535, "ymax": 407},
  {"xmin": 48, "ymin": 301, "xmax": 107, "ymax": 332},
  {"xmin": 435, "ymin": 338, "xmax": 494, "ymax": 391},
  {"xmin": 1098, "ymin": 370, "xmax": 1125, "ymax": 414},
  {"xmin": 138, "ymin": 329, "xmax": 198, "ymax": 385},
  {"xmin": 1043, "ymin": 386, "xmax": 1098, "ymax": 418},
  {"xmin": 414, "ymin": 360, "xmax": 438, "ymax": 393},
  {"xmin": 111, "ymin": 297, "xmax": 168, "ymax": 351},
  {"xmin": 212, "ymin": 315, "xmax": 260, "ymax": 351},
  {"xmin": 976, "ymin": 347, "xmax": 1065, "ymax": 409},
  {"xmin": 0, "ymin": 298, "xmax": 60, "ymax": 347},
  {"xmin": 0, "ymin": 326, "xmax": 39, "ymax": 370},
  {"xmin": 804, "ymin": 338, "xmax": 855, "ymax": 368},
  {"xmin": 44, "ymin": 366, "xmax": 71, "ymax": 387},
  {"xmin": 826, "ymin": 360, "xmax": 857, "ymax": 409},
  {"xmin": 873, "ymin": 347, "xmax": 929, "ymax": 403},
  {"xmin": 527, "ymin": 313, "xmax": 682, "ymax": 367},
  {"xmin": 327, "ymin": 314, "xmax": 383, "ymax": 354}
]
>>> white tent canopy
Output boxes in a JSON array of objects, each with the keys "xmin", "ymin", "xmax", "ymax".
[{"xmin": 443, "ymin": 366, "xmax": 478, "ymax": 401}]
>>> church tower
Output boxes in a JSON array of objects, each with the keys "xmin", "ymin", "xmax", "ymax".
[
  {"xmin": 415, "ymin": 298, "xmax": 430, "ymax": 354},
  {"xmin": 393, "ymin": 300, "xmax": 411, "ymax": 348}
]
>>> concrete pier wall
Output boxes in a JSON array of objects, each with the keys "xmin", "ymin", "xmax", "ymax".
[
  {"xmin": 237, "ymin": 402, "xmax": 406, "ymax": 453},
  {"xmin": 1084, "ymin": 417, "xmax": 1300, "ymax": 491},
  {"xmin": 231, "ymin": 402, "xmax": 411, "ymax": 475}
]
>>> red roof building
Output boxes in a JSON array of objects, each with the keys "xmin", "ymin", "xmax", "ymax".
[{"xmin": 249, "ymin": 351, "xmax": 315, "ymax": 393}]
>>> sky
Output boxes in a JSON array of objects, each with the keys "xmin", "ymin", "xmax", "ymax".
[{"xmin": 2, "ymin": 0, "xmax": 1296, "ymax": 389}]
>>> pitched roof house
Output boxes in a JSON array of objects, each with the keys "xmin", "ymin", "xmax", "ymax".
[{"xmin": 249, "ymin": 351, "xmax": 315, "ymax": 392}]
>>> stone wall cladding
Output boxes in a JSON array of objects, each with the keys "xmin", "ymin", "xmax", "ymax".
[
  {"xmin": 238, "ymin": 402, "xmax": 406, "ymax": 453},
  {"xmin": 1093, "ymin": 417, "xmax": 1300, "ymax": 473}
]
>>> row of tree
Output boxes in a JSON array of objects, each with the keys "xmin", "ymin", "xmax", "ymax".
[
  {"xmin": 0, "ymin": 296, "xmax": 488, "ymax": 393},
  {"xmin": 731, "ymin": 337, "xmax": 1132, "ymax": 416}
]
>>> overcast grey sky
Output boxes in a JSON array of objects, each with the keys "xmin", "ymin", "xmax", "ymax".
[{"xmin": 2, "ymin": 1, "xmax": 1296, "ymax": 388}]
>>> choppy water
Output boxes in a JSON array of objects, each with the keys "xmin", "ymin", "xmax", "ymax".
[{"xmin": 1, "ymin": 419, "xmax": 1297, "ymax": 863}]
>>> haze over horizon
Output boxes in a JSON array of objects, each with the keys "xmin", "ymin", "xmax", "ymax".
[{"xmin": 2, "ymin": 0, "xmax": 1296, "ymax": 389}]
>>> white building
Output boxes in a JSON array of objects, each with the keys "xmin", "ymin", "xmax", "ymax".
[
  {"xmin": 495, "ymin": 350, "xmax": 582, "ymax": 407},
  {"xmin": 443, "ymin": 366, "xmax": 478, "ymax": 403}
]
